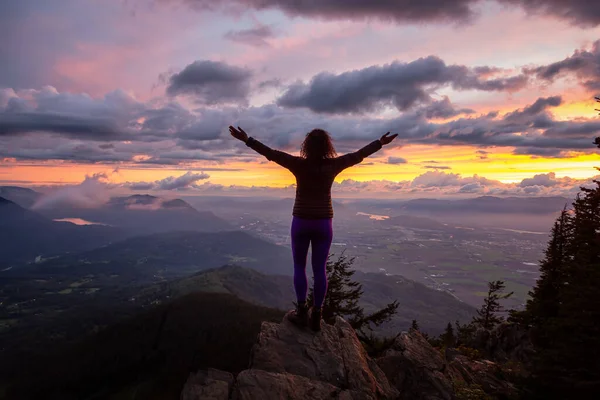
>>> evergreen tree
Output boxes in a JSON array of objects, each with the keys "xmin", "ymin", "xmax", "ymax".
[
  {"xmin": 516, "ymin": 209, "xmax": 571, "ymax": 327},
  {"xmin": 454, "ymin": 320, "xmax": 476, "ymax": 347},
  {"xmin": 440, "ymin": 322, "xmax": 456, "ymax": 348},
  {"xmin": 522, "ymin": 173, "xmax": 600, "ymax": 398},
  {"xmin": 537, "ymin": 179, "xmax": 600, "ymax": 397},
  {"xmin": 410, "ymin": 319, "xmax": 420, "ymax": 332},
  {"xmin": 472, "ymin": 281, "xmax": 513, "ymax": 330},
  {"xmin": 307, "ymin": 251, "xmax": 399, "ymax": 340}
]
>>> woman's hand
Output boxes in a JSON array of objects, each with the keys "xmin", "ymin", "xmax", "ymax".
[
  {"xmin": 229, "ymin": 126, "xmax": 249, "ymax": 143},
  {"xmin": 379, "ymin": 132, "xmax": 398, "ymax": 146}
]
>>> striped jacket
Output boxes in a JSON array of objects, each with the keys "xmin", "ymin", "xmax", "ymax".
[{"xmin": 246, "ymin": 137, "xmax": 382, "ymax": 219}]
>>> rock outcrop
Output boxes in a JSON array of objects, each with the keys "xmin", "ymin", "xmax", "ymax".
[
  {"xmin": 181, "ymin": 315, "xmax": 518, "ymax": 399},
  {"xmin": 183, "ymin": 313, "xmax": 398, "ymax": 399},
  {"xmin": 377, "ymin": 330, "xmax": 519, "ymax": 399},
  {"xmin": 468, "ymin": 323, "xmax": 534, "ymax": 364}
]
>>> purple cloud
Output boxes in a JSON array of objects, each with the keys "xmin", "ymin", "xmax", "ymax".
[
  {"xmin": 224, "ymin": 25, "xmax": 274, "ymax": 47},
  {"xmin": 276, "ymin": 56, "xmax": 527, "ymax": 114},
  {"xmin": 165, "ymin": 60, "xmax": 253, "ymax": 105}
]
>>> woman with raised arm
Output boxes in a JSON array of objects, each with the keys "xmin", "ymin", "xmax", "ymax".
[{"xmin": 230, "ymin": 126, "xmax": 398, "ymax": 331}]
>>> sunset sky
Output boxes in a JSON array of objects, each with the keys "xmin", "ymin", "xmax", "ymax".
[{"xmin": 1, "ymin": 0, "xmax": 600, "ymax": 199}]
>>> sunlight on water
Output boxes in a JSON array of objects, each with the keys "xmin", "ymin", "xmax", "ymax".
[
  {"xmin": 356, "ymin": 212, "xmax": 389, "ymax": 221},
  {"xmin": 53, "ymin": 218, "xmax": 106, "ymax": 226}
]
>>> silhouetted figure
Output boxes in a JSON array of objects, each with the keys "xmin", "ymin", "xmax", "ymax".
[
  {"xmin": 230, "ymin": 126, "xmax": 397, "ymax": 331},
  {"xmin": 595, "ymin": 97, "xmax": 599, "ymax": 148}
]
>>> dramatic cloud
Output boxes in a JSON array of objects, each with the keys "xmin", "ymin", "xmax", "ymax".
[
  {"xmin": 411, "ymin": 171, "xmax": 502, "ymax": 188},
  {"xmin": 0, "ymin": 87, "xmax": 147, "ymax": 141},
  {"xmin": 182, "ymin": 171, "xmax": 600, "ymax": 198},
  {"xmin": 171, "ymin": 0, "xmax": 600, "ymax": 27},
  {"xmin": 512, "ymin": 147, "xmax": 569, "ymax": 158},
  {"xmin": 527, "ymin": 40, "xmax": 600, "ymax": 91},
  {"xmin": 165, "ymin": 60, "xmax": 253, "ymax": 105},
  {"xmin": 497, "ymin": 0, "xmax": 600, "ymax": 28},
  {"xmin": 388, "ymin": 156, "xmax": 407, "ymax": 164},
  {"xmin": 0, "ymin": 112, "xmax": 121, "ymax": 139},
  {"xmin": 224, "ymin": 25, "xmax": 274, "ymax": 47},
  {"xmin": 504, "ymin": 96, "xmax": 562, "ymax": 122},
  {"xmin": 519, "ymin": 172, "xmax": 578, "ymax": 188},
  {"xmin": 172, "ymin": 0, "xmax": 477, "ymax": 24},
  {"xmin": 32, "ymin": 173, "xmax": 111, "ymax": 209},
  {"xmin": 418, "ymin": 97, "xmax": 475, "ymax": 119},
  {"xmin": 276, "ymin": 56, "xmax": 527, "ymax": 114},
  {"xmin": 125, "ymin": 171, "xmax": 210, "ymax": 191},
  {"xmin": 1, "ymin": 85, "xmax": 598, "ymax": 167}
]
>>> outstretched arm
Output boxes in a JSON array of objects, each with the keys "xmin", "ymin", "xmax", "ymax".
[
  {"xmin": 335, "ymin": 132, "xmax": 398, "ymax": 172},
  {"xmin": 229, "ymin": 126, "xmax": 299, "ymax": 171}
]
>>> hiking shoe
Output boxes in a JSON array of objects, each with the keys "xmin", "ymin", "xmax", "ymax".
[
  {"xmin": 287, "ymin": 302, "xmax": 309, "ymax": 327},
  {"xmin": 309, "ymin": 307, "xmax": 322, "ymax": 332}
]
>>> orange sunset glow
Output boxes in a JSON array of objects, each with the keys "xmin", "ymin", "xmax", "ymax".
[{"xmin": 0, "ymin": 0, "xmax": 599, "ymax": 199}]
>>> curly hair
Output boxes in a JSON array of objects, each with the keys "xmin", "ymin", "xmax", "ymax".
[{"xmin": 300, "ymin": 129, "xmax": 337, "ymax": 160}]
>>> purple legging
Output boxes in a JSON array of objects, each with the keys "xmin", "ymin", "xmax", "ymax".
[{"xmin": 290, "ymin": 216, "xmax": 333, "ymax": 309}]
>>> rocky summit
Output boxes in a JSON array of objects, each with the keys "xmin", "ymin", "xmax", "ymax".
[{"xmin": 182, "ymin": 313, "xmax": 517, "ymax": 400}]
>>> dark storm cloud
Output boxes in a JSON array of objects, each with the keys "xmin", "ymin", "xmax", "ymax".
[
  {"xmin": 497, "ymin": 0, "xmax": 600, "ymax": 28},
  {"xmin": 542, "ymin": 120, "xmax": 600, "ymax": 138},
  {"xmin": 165, "ymin": 60, "xmax": 253, "ymax": 105},
  {"xmin": 1, "ymin": 140, "xmax": 133, "ymax": 163},
  {"xmin": 502, "ymin": 96, "xmax": 562, "ymax": 129},
  {"xmin": 172, "ymin": 0, "xmax": 600, "ymax": 27},
  {"xmin": 224, "ymin": 25, "xmax": 274, "ymax": 47},
  {"xmin": 0, "ymin": 112, "xmax": 122, "ymax": 140},
  {"xmin": 276, "ymin": 56, "xmax": 527, "ymax": 114},
  {"xmin": 526, "ymin": 40, "xmax": 600, "ymax": 91},
  {"xmin": 174, "ymin": 0, "xmax": 477, "ymax": 24},
  {"xmin": 512, "ymin": 147, "xmax": 568, "ymax": 158},
  {"xmin": 2, "ymin": 73, "xmax": 598, "ymax": 166},
  {"xmin": 505, "ymin": 96, "xmax": 562, "ymax": 120},
  {"xmin": 418, "ymin": 97, "xmax": 475, "ymax": 119}
]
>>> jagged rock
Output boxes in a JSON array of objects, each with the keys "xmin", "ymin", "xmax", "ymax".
[
  {"xmin": 469, "ymin": 323, "xmax": 534, "ymax": 364},
  {"xmin": 181, "ymin": 313, "xmax": 399, "ymax": 399},
  {"xmin": 449, "ymin": 356, "xmax": 518, "ymax": 399},
  {"xmin": 181, "ymin": 317, "xmax": 519, "ymax": 400},
  {"xmin": 233, "ymin": 369, "xmax": 345, "ymax": 400},
  {"xmin": 249, "ymin": 313, "xmax": 398, "ymax": 399},
  {"xmin": 377, "ymin": 331, "xmax": 454, "ymax": 399},
  {"xmin": 181, "ymin": 368, "xmax": 234, "ymax": 400},
  {"xmin": 377, "ymin": 330, "xmax": 519, "ymax": 400}
]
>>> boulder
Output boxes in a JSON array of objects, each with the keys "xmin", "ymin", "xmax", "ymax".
[
  {"xmin": 181, "ymin": 368, "xmax": 235, "ymax": 400},
  {"xmin": 469, "ymin": 323, "xmax": 534, "ymax": 364},
  {"xmin": 377, "ymin": 331, "xmax": 453, "ymax": 399},
  {"xmin": 249, "ymin": 313, "xmax": 397, "ymax": 398},
  {"xmin": 181, "ymin": 316, "xmax": 519, "ymax": 400},
  {"xmin": 182, "ymin": 312, "xmax": 399, "ymax": 399},
  {"xmin": 377, "ymin": 330, "xmax": 519, "ymax": 400}
]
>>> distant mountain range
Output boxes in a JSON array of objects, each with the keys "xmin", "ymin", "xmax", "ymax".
[
  {"xmin": 2, "ymin": 230, "xmax": 293, "ymax": 291},
  {"xmin": 0, "ymin": 197, "xmax": 126, "ymax": 265},
  {"xmin": 0, "ymin": 189, "xmax": 233, "ymax": 265},
  {"xmin": 37, "ymin": 193, "xmax": 231, "ymax": 235},
  {"xmin": 139, "ymin": 265, "xmax": 475, "ymax": 335},
  {"xmin": 0, "ymin": 186, "xmax": 42, "ymax": 209},
  {"xmin": 348, "ymin": 195, "xmax": 569, "ymax": 216},
  {"xmin": 399, "ymin": 196, "xmax": 569, "ymax": 215}
]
